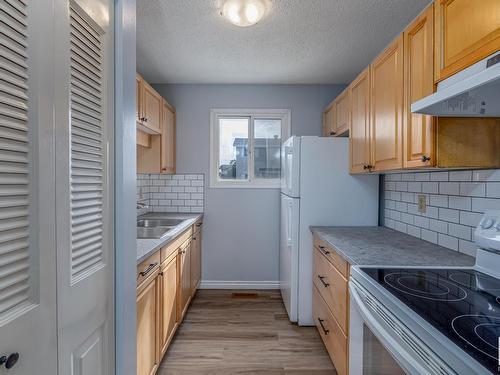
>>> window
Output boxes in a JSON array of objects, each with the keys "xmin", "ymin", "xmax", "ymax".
[{"xmin": 210, "ymin": 109, "xmax": 291, "ymax": 188}]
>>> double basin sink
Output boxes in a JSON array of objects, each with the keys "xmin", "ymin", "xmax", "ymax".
[{"xmin": 137, "ymin": 217, "xmax": 186, "ymax": 239}]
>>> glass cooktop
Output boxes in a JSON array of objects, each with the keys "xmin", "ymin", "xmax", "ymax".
[{"xmin": 361, "ymin": 268, "xmax": 500, "ymax": 374}]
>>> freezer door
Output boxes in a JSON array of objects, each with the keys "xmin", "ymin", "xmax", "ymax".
[
  {"xmin": 280, "ymin": 194, "xmax": 300, "ymax": 322},
  {"xmin": 281, "ymin": 136, "xmax": 300, "ymax": 197}
]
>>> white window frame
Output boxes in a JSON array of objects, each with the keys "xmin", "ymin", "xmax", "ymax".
[{"xmin": 210, "ymin": 108, "xmax": 291, "ymax": 189}]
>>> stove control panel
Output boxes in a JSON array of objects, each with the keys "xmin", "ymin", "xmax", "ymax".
[{"xmin": 475, "ymin": 210, "xmax": 500, "ymax": 252}]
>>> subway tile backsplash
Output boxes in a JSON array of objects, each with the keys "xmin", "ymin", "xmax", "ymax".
[
  {"xmin": 137, "ymin": 173, "xmax": 204, "ymax": 213},
  {"xmin": 382, "ymin": 169, "xmax": 500, "ymax": 257}
]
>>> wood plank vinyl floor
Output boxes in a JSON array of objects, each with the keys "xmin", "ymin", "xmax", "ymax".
[{"xmin": 158, "ymin": 290, "xmax": 337, "ymax": 375}]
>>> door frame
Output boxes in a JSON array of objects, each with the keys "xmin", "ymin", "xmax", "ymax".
[{"xmin": 114, "ymin": 1, "xmax": 138, "ymax": 375}]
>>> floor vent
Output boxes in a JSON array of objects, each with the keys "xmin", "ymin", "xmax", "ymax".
[{"xmin": 231, "ymin": 292, "xmax": 259, "ymax": 299}]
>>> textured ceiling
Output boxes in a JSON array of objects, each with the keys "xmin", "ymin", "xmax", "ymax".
[{"xmin": 137, "ymin": 0, "xmax": 431, "ymax": 84}]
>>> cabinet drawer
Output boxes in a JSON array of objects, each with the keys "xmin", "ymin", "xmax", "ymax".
[
  {"xmin": 161, "ymin": 227, "xmax": 192, "ymax": 263},
  {"xmin": 313, "ymin": 234, "xmax": 348, "ymax": 278},
  {"xmin": 313, "ymin": 286, "xmax": 347, "ymax": 375},
  {"xmin": 137, "ymin": 251, "xmax": 160, "ymax": 287},
  {"xmin": 313, "ymin": 248, "xmax": 348, "ymax": 334}
]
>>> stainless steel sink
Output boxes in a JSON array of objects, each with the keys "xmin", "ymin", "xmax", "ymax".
[
  {"xmin": 137, "ymin": 219, "xmax": 184, "ymax": 228},
  {"xmin": 137, "ymin": 227, "xmax": 174, "ymax": 239}
]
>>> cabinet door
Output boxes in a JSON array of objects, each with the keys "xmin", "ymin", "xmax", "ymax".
[
  {"xmin": 334, "ymin": 90, "xmax": 349, "ymax": 136},
  {"xmin": 190, "ymin": 229, "xmax": 202, "ymax": 295},
  {"xmin": 142, "ymin": 81, "xmax": 162, "ymax": 133},
  {"xmin": 404, "ymin": 4, "xmax": 435, "ymax": 168},
  {"xmin": 160, "ymin": 254, "xmax": 178, "ymax": 357},
  {"xmin": 137, "ymin": 272, "xmax": 160, "ymax": 375},
  {"xmin": 370, "ymin": 35, "xmax": 404, "ymax": 172},
  {"xmin": 323, "ymin": 103, "xmax": 335, "ymax": 136},
  {"xmin": 349, "ymin": 68, "xmax": 371, "ymax": 173},
  {"xmin": 434, "ymin": 0, "xmax": 500, "ymax": 82},
  {"xmin": 179, "ymin": 240, "xmax": 192, "ymax": 318},
  {"xmin": 136, "ymin": 74, "xmax": 143, "ymax": 123},
  {"xmin": 161, "ymin": 101, "xmax": 176, "ymax": 173}
]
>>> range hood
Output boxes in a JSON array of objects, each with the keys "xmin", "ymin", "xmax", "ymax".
[{"xmin": 411, "ymin": 51, "xmax": 500, "ymax": 117}]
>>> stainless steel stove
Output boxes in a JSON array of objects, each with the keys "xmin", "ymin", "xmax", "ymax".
[{"xmin": 349, "ymin": 210, "xmax": 500, "ymax": 375}]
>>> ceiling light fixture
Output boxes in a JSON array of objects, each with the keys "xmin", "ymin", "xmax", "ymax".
[{"xmin": 221, "ymin": 0, "xmax": 267, "ymax": 27}]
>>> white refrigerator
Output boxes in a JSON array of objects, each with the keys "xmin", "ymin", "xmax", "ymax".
[{"xmin": 280, "ymin": 136, "xmax": 379, "ymax": 326}]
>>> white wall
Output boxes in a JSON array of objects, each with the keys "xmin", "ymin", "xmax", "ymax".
[{"xmin": 153, "ymin": 84, "xmax": 345, "ymax": 287}]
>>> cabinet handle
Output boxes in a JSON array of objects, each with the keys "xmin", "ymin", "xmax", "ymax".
[
  {"xmin": 138, "ymin": 262, "xmax": 158, "ymax": 278},
  {"xmin": 0, "ymin": 353, "xmax": 19, "ymax": 369},
  {"xmin": 193, "ymin": 237, "xmax": 197, "ymax": 240},
  {"xmin": 329, "ymin": 131, "xmax": 336, "ymax": 136},
  {"xmin": 161, "ymin": 168, "xmax": 167, "ymax": 172},
  {"xmin": 318, "ymin": 245, "xmax": 330, "ymax": 255},
  {"xmin": 318, "ymin": 275, "xmax": 330, "ymax": 287},
  {"xmin": 363, "ymin": 164, "xmax": 373, "ymax": 170},
  {"xmin": 196, "ymin": 222, "xmax": 202, "ymax": 227},
  {"xmin": 317, "ymin": 318, "xmax": 329, "ymax": 335},
  {"xmin": 144, "ymin": 117, "xmax": 148, "ymax": 122},
  {"xmin": 421, "ymin": 155, "xmax": 431, "ymax": 162}
]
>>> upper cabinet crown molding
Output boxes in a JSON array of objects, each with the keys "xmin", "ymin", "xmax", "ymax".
[{"xmin": 434, "ymin": 0, "xmax": 500, "ymax": 82}]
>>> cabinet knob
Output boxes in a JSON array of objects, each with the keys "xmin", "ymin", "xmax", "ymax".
[
  {"xmin": 329, "ymin": 131, "xmax": 336, "ymax": 136},
  {"xmin": 0, "ymin": 353, "xmax": 19, "ymax": 369},
  {"xmin": 421, "ymin": 155, "xmax": 431, "ymax": 162}
]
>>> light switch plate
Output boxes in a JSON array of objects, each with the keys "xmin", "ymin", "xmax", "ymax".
[{"xmin": 418, "ymin": 195, "xmax": 426, "ymax": 214}]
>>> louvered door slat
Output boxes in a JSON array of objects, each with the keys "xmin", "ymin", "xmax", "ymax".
[
  {"xmin": 0, "ymin": 0, "xmax": 31, "ymax": 319},
  {"xmin": 69, "ymin": 4, "xmax": 105, "ymax": 280}
]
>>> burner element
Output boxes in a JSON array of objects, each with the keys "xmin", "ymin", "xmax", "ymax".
[
  {"xmin": 384, "ymin": 272, "xmax": 467, "ymax": 301},
  {"xmin": 452, "ymin": 315, "xmax": 500, "ymax": 362}
]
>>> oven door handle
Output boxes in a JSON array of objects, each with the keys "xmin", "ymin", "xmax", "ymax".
[{"xmin": 349, "ymin": 283, "xmax": 447, "ymax": 375}]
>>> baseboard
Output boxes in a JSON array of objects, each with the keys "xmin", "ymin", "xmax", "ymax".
[{"xmin": 199, "ymin": 280, "xmax": 280, "ymax": 289}]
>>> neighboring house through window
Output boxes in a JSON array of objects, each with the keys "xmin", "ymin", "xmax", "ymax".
[{"xmin": 210, "ymin": 109, "xmax": 291, "ymax": 188}]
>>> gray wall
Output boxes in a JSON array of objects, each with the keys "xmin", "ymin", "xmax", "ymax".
[{"xmin": 153, "ymin": 84, "xmax": 345, "ymax": 286}]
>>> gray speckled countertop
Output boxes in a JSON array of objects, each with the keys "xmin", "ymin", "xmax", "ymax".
[
  {"xmin": 137, "ymin": 213, "xmax": 203, "ymax": 264},
  {"xmin": 310, "ymin": 226, "xmax": 475, "ymax": 267}
]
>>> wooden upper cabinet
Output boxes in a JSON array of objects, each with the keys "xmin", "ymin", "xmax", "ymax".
[
  {"xmin": 333, "ymin": 90, "xmax": 349, "ymax": 136},
  {"xmin": 434, "ymin": 0, "xmax": 500, "ymax": 82},
  {"xmin": 323, "ymin": 102, "xmax": 335, "ymax": 136},
  {"xmin": 137, "ymin": 271, "xmax": 160, "ymax": 375},
  {"xmin": 349, "ymin": 68, "xmax": 371, "ymax": 174},
  {"xmin": 370, "ymin": 35, "xmax": 404, "ymax": 172},
  {"xmin": 159, "ymin": 254, "xmax": 178, "ymax": 358},
  {"xmin": 404, "ymin": 4, "xmax": 436, "ymax": 168},
  {"xmin": 141, "ymin": 80, "xmax": 163, "ymax": 134},
  {"xmin": 161, "ymin": 100, "xmax": 176, "ymax": 174}
]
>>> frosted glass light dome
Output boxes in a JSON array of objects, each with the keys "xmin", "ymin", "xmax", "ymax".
[{"xmin": 221, "ymin": 0, "xmax": 267, "ymax": 27}]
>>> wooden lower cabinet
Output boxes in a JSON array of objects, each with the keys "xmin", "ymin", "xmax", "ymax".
[
  {"xmin": 137, "ymin": 270, "xmax": 161, "ymax": 375},
  {"xmin": 313, "ymin": 286, "xmax": 348, "ymax": 375},
  {"xmin": 179, "ymin": 239, "xmax": 192, "ymax": 319},
  {"xmin": 137, "ymin": 222, "xmax": 203, "ymax": 375},
  {"xmin": 159, "ymin": 253, "xmax": 178, "ymax": 358},
  {"xmin": 312, "ymin": 233, "xmax": 351, "ymax": 375},
  {"xmin": 190, "ymin": 226, "xmax": 202, "ymax": 295},
  {"xmin": 313, "ymin": 248, "xmax": 348, "ymax": 334}
]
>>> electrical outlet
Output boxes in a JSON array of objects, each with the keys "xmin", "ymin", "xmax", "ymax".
[{"xmin": 418, "ymin": 195, "xmax": 426, "ymax": 214}]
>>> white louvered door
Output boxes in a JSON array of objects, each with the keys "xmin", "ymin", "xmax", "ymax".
[
  {"xmin": 54, "ymin": 0, "xmax": 114, "ymax": 374},
  {"xmin": 0, "ymin": 0, "xmax": 58, "ymax": 374}
]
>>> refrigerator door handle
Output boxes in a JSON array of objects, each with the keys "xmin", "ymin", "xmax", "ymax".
[{"xmin": 287, "ymin": 200, "xmax": 293, "ymax": 246}]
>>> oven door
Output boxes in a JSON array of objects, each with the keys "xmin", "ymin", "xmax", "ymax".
[{"xmin": 348, "ymin": 281, "xmax": 456, "ymax": 375}]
